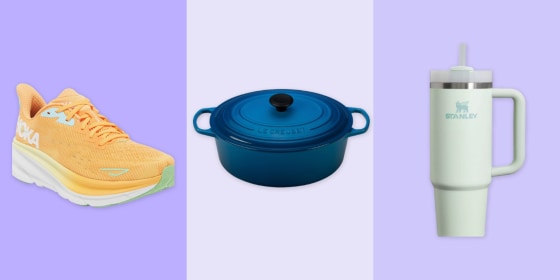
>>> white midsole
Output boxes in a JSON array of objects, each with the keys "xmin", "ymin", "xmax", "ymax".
[{"xmin": 12, "ymin": 142, "xmax": 156, "ymax": 207}]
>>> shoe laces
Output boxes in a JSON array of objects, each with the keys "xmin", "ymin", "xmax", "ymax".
[{"xmin": 57, "ymin": 101, "xmax": 129, "ymax": 145}]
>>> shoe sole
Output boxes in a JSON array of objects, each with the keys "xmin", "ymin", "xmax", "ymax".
[{"xmin": 12, "ymin": 140, "xmax": 174, "ymax": 207}]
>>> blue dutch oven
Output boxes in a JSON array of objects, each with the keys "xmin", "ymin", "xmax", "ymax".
[{"xmin": 193, "ymin": 89, "xmax": 370, "ymax": 187}]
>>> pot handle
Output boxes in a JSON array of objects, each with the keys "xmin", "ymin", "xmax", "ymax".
[
  {"xmin": 347, "ymin": 107, "xmax": 370, "ymax": 137},
  {"xmin": 193, "ymin": 108, "xmax": 216, "ymax": 137}
]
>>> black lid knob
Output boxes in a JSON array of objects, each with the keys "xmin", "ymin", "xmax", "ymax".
[{"xmin": 269, "ymin": 93, "xmax": 294, "ymax": 112}]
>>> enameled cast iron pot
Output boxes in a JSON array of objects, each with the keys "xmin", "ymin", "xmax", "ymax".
[{"xmin": 193, "ymin": 89, "xmax": 370, "ymax": 187}]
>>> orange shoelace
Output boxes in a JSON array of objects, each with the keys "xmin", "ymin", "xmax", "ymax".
[{"xmin": 56, "ymin": 101, "xmax": 130, "ymax": 145}]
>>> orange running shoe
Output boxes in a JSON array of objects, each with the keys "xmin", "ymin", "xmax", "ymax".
[{"xmin": 12, "ymin": 83, "xmax": 175, "ymax": 207}]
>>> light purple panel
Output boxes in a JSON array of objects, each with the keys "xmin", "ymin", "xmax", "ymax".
[
  {"xmin": 187, "ymin": 1, "xmax": 373, "ymax": 279},
  {"xmin": 375, "ymin": 1, "xmax": 556, "ymax": 279},
  {"xmin": 0, "ymin": 1, "xmax": 185, "ymax": 279}
]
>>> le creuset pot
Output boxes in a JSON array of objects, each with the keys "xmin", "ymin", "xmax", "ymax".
[{"xmin": 193, "ymin": 89, "xmax": 370, "ymax": 187}]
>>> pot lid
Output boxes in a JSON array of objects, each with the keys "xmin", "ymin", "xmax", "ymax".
[{"xmin": 210, "ymin": 89, "xmax": 353, "ymax": 151}]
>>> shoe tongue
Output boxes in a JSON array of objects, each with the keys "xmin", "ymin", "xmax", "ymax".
[
  {"xmin": 50, "ymin": 88, "xmax": 90, "ymax": 105},
  {"xmin": 51, "ymin": 88, "xmax": 101, "ymax": 121},
  {"xmin": 49, "ymin": 88, "xmax": 127, "ymax": 143}
]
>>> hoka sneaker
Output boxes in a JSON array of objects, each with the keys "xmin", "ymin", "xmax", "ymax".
[{"xmin": 11, "ymin": 83, "xmax": 175, "ymax": 207}]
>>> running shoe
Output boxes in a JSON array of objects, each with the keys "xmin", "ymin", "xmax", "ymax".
[{"xmin": 12, "ymin": 83, "xmax": 175, "ymax": 207}]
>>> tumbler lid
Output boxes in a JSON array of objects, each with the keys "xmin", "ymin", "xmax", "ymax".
[{"xmin": 430, "ymin": 44, "xmax": 492, "ymax": 88}]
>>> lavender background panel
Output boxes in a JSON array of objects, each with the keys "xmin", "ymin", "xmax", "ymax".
[
  {"xmin": 187, "ymin": 1, "xmax": 373, "ymax": 279},
  {"xmin": 375, "ymin": 0, "xmax": 558, "ymax": 279},
  {"xmin": 0, "ymin": 1, "xmax": 186, "ymax": 279}
]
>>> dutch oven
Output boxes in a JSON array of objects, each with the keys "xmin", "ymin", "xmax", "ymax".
[{"xmin": 193, "ymin": 89, "xmax": 370, "ymax": 187}]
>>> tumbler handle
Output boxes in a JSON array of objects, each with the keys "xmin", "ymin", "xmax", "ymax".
[{"xmin": 491, "ymin": 89, "xmax": 526, "ymax": 176}]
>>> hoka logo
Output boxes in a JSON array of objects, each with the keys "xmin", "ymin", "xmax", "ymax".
[
  {"xmin": 17, "ymin": 117, "xmax": 40, "ymax": 149},
  {"xmin": 40, "ymin": 108, "xmax": 75, "ymax": 126},
  {"xmin": 99, "ymin": 168, "xmax": 129, "ymax": 177}
]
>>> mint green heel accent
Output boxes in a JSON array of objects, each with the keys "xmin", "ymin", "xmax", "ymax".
[
  {"xmin": 146, "ymin": 165, "xmax": 175, "ymax": 195},
  {"xmin": 95, "ymin": 165, "xmax": 175, "ymax": 207}
]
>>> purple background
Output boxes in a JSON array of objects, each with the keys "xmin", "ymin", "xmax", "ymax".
[
  {"xmin": 375, "ymin": 1, "xmax": 557, "ymax": 279},
  {"xmin": 0, "ymin": 1, "xmax": 186, "ymax": 279},
  {"xmin": 6, "ymin": 0, "xmax": 558, "ymax": 278}
]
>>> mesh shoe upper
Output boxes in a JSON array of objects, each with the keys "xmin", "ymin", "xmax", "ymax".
[{"xmin": 15, "ymin": 83, "xmax": 174, "ymax": 182}]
